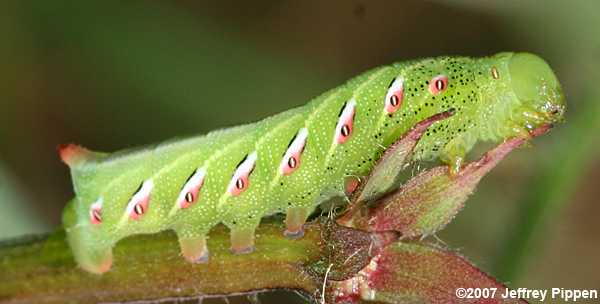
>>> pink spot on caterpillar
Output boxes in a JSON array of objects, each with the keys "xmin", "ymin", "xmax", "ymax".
[
  {"xmin": 58, "ymin": 143, "xmax": 93, "ymax": 167},
  {"xmin": 384, "ymin": 77, "xmax": 404, "ymax": 114},
  {"xmin": 227, "ymin": 151, "xmax": 257, "ymax": 196},
  {"xmin": 279, "ymin": 128, "xmax": 308, "ymax": 175},
  {"xmin": 89, "ymin": 198, "xmax": 103, "ymax": 225},
  {"xmin": 125, "ymin": 179, "xmax": 153, "ymax": 220},
  {"xmin": 334, "ymin": 99, "xmax": 356, "ymax": 144},
  {"xmin": 177, "ymin": 168, "xmax": 206, "ymax": 209},
  {"xmin": 428, "ymin": 75, "xmax": 448, "ymax": 96}
]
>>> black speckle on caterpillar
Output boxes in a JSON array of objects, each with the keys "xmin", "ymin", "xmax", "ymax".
[{"xmin": 59, "ymin": 52, "xmax": 565, "ymax": 273}]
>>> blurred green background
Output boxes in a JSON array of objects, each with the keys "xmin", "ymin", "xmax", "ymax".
[{"xmin": 1, "ymin": 1, "xmax": 599, "ymax": 303}]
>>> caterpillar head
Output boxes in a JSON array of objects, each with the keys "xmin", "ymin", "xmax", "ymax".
[
  {"xmin": 478, "ymin": 52, "xmax": 565, "ymax": 139},
  {"xmin": 508, "ymin": 53, "xmax": 565, "ymax": 118}
]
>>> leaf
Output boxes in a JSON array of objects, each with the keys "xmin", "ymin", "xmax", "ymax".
[
  {"xmin": 329, "ymin": 242, "xmax": 526, "ymax": 304},
  {"xmin": 342, "ymin": 125, "xmax": 553, "ymax": 237},
  {"xmin": 339, "ymin": 111, "xmax": 454, "ymax": 228},
  {"xmin": 352, "ymin": 110, "xmax": 455, "ymax": 205}
]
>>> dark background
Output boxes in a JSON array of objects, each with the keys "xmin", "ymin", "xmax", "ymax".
[{"xmin": 1, "ymin": 1, "xmax": 599, "ymax": 303}]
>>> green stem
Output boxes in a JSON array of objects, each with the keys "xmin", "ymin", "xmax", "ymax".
[
  {"xmin": 0, "ymin": 222, "xmax": 324, "ymax": 303},
  {"xmin": 0, "ymin": 220, "xmax": 383, "ymax": 304}
]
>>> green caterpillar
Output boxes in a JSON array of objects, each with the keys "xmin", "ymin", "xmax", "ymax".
[{"xmin": 60, "ymin": 52, "xmax": 564, "ymax": 274}]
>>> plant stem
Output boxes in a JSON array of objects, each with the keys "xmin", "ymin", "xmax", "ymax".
[
  {"xmin": 0, "ymin": 219, "xmax": 387, "ymax": 304},
  {"xmin": 0, "ymin": 222, "xmax": 325, "ymax": 304}
]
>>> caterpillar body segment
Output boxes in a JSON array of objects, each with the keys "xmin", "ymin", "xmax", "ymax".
[{"xmin": 61, "ymin": 53, "xmax": 565, "ymax": 273}]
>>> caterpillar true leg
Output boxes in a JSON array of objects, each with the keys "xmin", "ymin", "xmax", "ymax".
[
  {"xmin": 178, "ymin": 236, "xmax": 209, "ymax": 264},
  {"xmin": 230, "ymin": 227, "xmax": 256, "ymax": 254},
  {"xmin": 284, "ymin": 206, "xmax": 310, "ymax": 239},
  {"xmin": 440, "ymin": 135, "xmax": 472, "ymax": 175}
]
